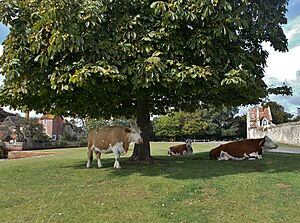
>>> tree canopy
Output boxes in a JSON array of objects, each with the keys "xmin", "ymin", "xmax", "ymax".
[
  {"xmin": 0, "ymin": 0, "xmax": 289, "ymax": 159},
  {"xmin": 0, "ymin": 0, "xmax": 289, "ymax": 115}
]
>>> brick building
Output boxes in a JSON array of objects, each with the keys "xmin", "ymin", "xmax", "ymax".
[{"xmin": 39, "ymin": 115, "xmax": 64, "ymax": 140}]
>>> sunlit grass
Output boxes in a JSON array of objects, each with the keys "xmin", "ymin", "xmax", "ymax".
[
  {"xmin": 1, "ymin": 142, "xmax": 300, "ymax": 223},
  {"xmin": 278, "ymin": 143, "xmax": 300, "ymax": 149}
]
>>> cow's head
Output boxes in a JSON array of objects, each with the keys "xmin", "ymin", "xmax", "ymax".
[
  {"xmin": 185, "ymin": 138, "xmax": 193, "ymax": 155},
  {"xmin": 125, "ymin": 126, "xmax": 143, "ymax": 144},
  {"xmin": 260, "ymin": 136, "xmax": 278, "ymax": 150},
  {"xmin": 185, "ymin": 138, "xmax": 192, "ymax": 146}
]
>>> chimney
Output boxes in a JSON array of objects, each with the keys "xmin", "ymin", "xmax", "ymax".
[{"xmin": 24, "ymin": 112, "xmax": 30, "ymax": 119}]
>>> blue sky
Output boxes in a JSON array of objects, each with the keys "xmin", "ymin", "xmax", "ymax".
[
  {"xmin": 0, "ymin": 23, "xmax": 9, "ymax": 44},
  {"xmin": 0, "ymin": 1, "xmax": 300, "ymax": 115},
  {"xmin": 286, "ymin": 0, "xmax": 300, "ymax": 20}
]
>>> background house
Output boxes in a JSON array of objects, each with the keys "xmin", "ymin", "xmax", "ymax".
[
  {"xmin": 39, "ymin": 115, "xmax": 64, "ymax": 141},
  {"xmin": 247, "ymin": 106, "xmax": 274, "ymax": 138},
  {"xmin": 0, "ymin": 108, "xmax": 18, "ymax": 141},
  {"xmin": 0, "ymin": 107, "xmax": 17, "ymax": 123}
]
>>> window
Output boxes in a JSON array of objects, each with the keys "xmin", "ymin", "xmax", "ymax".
[{"xmin": 261, "ymin": 118, "xmax": 268, "ymax": 127}]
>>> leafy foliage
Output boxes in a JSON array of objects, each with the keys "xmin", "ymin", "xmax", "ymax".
[
  {"xmin": 19, "ymin": 118, "xmax": 50, "ymax": 143},
  {"xmin": 85, "ymin": 117, "xmax": 136, "ymax": 130},
  {"xmin": 0, "ymin": 0, "xmax": 289, "ymax": 117},
  {"xmin": 153, "ymin": 107, "xmax": 246, "ymax": 140},
  {"xmin": 263, "ymin": 101, "xmax": 293, "ymax": 124},
  {"xmin": 2, "ymin": 117, "xmax": 50, "ymax": 143}
]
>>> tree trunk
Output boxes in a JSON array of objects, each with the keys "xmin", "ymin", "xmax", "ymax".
[{"xmin": 130, "ymin": 96, "xmax": 153, "ymax": 161}]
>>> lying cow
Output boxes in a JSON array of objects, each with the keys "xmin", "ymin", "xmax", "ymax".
[
  {"xmin": 86, "ymin": 126, "xmax": 143, "ymax": 169},
  {"xmin": 168, "ymin": 139, "xmax": 193, "ymax": 156},
  {"xmin": 209, "ymin": 136, "xmax": 278, "ymax": 161}
]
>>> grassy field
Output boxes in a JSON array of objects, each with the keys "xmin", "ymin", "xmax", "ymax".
[
  {"xmin": 278, "ymin": 143, "xmax": 300, "ymax": 149},
  {"xmin": 1, "ymin": 142, "xmax": 300, "ymax": 223}
]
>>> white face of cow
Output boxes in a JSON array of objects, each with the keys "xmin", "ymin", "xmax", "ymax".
[
  {"xmin": 185, "ymin": 138, "xmax": 192, "ymax": 146},
  {"xmin": 127, "ymin": 126, "xmax": 143, "ymax": 144},
  {"xmin": 262, "ymin": 136, "xmax": 278, "ymax": 150}
]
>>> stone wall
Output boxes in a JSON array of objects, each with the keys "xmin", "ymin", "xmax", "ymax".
[{"xmin": 248, "ymin": 121, "xmax": 300, "ymax": 146}]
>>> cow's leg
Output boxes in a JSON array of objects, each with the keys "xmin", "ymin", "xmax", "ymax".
[
  {"xmin": 114, "ymin": 156, "xmax": 120, "ymax": 168},
  {"xmin": 86, "ymin": 147, "xmax": 93, "ymax": 168},
  {"xmin": 96, "ymin": 152, "xmax": 102, "ymax": 168},
  {"xmin": 111, "ymin": 143, "xmax": 122, "ymax": 169},
  {"xmin": 248, "ymin": 152, "xmax": 261, "ymax": 160},
  {"xmin": 91, "ymin": 146, "xmax": 103, "ymax": 168},
  {"xmin": 113, "ymin": 151, "xmax": 121, "ymax": 169}
]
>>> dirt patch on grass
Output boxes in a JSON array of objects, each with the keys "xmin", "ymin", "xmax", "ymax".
[{"xmin": 8, "ymin": 151, "xmax": 58, "ymax": 159}]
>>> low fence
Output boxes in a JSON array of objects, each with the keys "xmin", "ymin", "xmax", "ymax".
[
  {"xmin": 1, "ymin": 141, "xmax": 86, "ymax": 152},
  {"xmin": 248, "ymin": 121, "xmax": 300, "ymax": 146}
]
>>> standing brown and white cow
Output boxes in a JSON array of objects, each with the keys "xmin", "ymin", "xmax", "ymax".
[
  {"xmin": 209, "ymin": 136, "xmax": 278, "ymax": 161},
  {"xmin": 86, "ymin": 126, "xmax": 143, "ymax": 169}
]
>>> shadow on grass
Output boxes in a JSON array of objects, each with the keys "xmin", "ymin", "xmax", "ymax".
[{"xmin": 63, "ymin": 151, "xmax": 300, "ymax": 180}]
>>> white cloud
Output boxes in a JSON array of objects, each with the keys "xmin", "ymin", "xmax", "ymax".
[
  {"xmin": 260, "ymin": 15, "xmax": 300, "ymax": 115},
  {"xmin": 285, "ymin": 16, "xmax": 300, "ymax": 39},
  {"xmin": 263, "ymin": 44, "xmax": 300, "ymax": 81}
]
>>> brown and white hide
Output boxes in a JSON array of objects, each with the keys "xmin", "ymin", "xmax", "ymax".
[
  {"xmin": 209, "ymin": 136, "xmax": 278, "ymax": 161},
  {"xmin": 168, "ymin": 139, "xmax": 193, "ymax": 156},
  {"xmin": 86, "ymin": 126, "xmax": 143, "ymax": 169}
]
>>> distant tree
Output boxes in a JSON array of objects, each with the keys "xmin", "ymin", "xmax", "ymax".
[
  {"xmin": 153, "ymin": 107, "xmax": 246, "ymax": 140},
  {"xmin": 182, "ymin": 112, "xmax": 209, "ymax": 139},
  {"xmin": 205, "ymin": 107, "xmax": 244, "ymax": 139},
  {"xmin": 263, "ymin": 101, "xmax": 293, "ymax": 124},
  {"xmin": 153, "ymin": 112, "xmax": 183, "ymax": 141},
  {"xmin": 9, "ymin": 118, "xmax": 50, "ymax": 143},
  {"xmin": 292, "ymin": 116, "xmax": 300, "ymax": 122}
]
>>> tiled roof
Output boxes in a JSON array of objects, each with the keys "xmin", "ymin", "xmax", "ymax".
[
  {"xmin": 249, "ymin": 107, "xmax": 272, "ymax": 121},
  {"xmin": 248, "ymin": 106, "xmax": 273, "ymax": 128},
  {"xmin": 0, "ymin": 108, "xmax": 16, "ymax": 122}
]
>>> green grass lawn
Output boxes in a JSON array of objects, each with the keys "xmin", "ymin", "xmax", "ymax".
[
  {"xmin": 1, "ymin": 142, "xmax": 300, "ymax": 223},
  {"xmin": 278, "ymin": 143, "xmax": 300, "ymax": 149}
]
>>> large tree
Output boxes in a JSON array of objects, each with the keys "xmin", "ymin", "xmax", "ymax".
[{"xmin": 0, "ymin": 0, "xmax": 289, "ymax": 160}]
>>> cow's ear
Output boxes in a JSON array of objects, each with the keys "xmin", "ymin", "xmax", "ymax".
[{"xmin": 125, "ymin": 128, "xmax": 131, "ymax": 133}]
